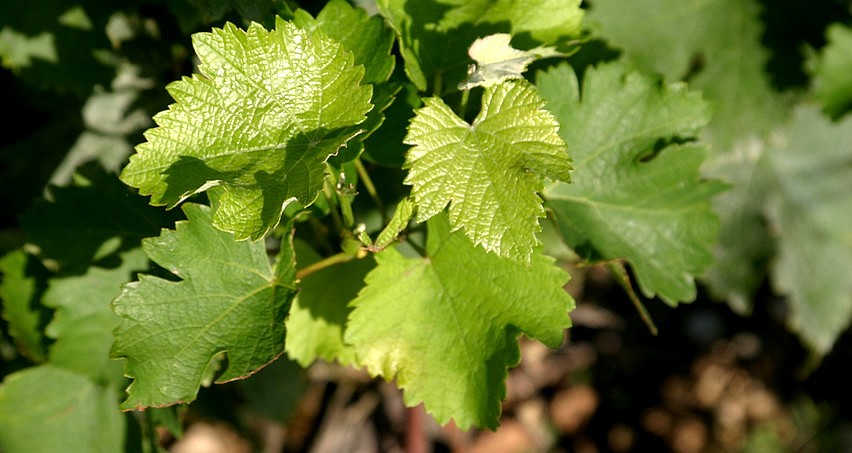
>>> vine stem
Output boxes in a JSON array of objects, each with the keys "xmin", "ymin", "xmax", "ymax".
[
  {"xmin": 354, "ymin": 158, "xmax": 387, "ymax": 222},
  {"xmin": 323, "ymin": 179, "xmax": 345, "ymax": 233},
  {"xmin": 143, "ymin": 410, "xmax": 161, "ymax": 451},
  {"xmin": 458, "ymin": 88, "xmax": 470, "ymax": 119},
  {"xmin": 607, "ymin": 261, "xmax": 658, "ymax": 336},
  {"xmin": 296, "ymin": 252, "xmax": 352, "ymax": 279},
  {"xmin": 405, "ymin": 234, "xmax": 428, "ymax": 257}
]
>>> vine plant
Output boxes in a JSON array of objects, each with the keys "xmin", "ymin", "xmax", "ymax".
[{"xmin": 0, "ymin": 0, "xmax": 726, "ymax": 447}]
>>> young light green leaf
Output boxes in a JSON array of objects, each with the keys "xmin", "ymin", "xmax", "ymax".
[
  {"xmin": 459, "ymin": 33, "xmax": 559, "ymax": 90},
  {"xmin": 292, "ymin": 0, "xmax": 399, "ymax": 164},
  {"xmin": 539, "ymin": 63, "xmax": 724, "ymax": 304},
  {"xmin": 374, "ymin": 197, "xmax": 415, "ymax": 250},
  {"xmin": 0, "ymin": 365, "xmax": 125, "ymax": 453},
  {"xmin": 763, "ymin": 107, "xmax": 852, "ymax": 355},
  {"xmin": 120, "ymin": 19, "xmax": 373, "ymax": 240},
  {"xmin": 110, "ymin": 203, "xmax": 297, "ymax": 410},
  {"xmin": 346, "ymin": 214, "xmax": 574, "ymax": 429},
  {"xmin": 809, "ymin": 24, "xmax": 852, "ymax": 120},
  {"xmin": 404, "ymin": 80, "xmax": 571, "ymax": 263}
]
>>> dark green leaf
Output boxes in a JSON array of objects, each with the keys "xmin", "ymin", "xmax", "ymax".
[
  {"xmin": 539, "ymin": 63, "xmax": 724, "ymax": 304},
  {"xmin": 111, "ymin": 203, "xmax": 297, "ymax": 410}
]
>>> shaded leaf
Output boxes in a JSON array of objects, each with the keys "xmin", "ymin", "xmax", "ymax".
[
  {"xmin": 285, "ymin": 244, "xmax": 374, "ymax": 367},
  {"xmin": 0, "ymin": 250, "xmax": 50, "ymax": 362},
  {"xmin": 588, "ymin": 0, "xmax": 787, "ymax": 149},
  {"xmin": 294, "ymin": 0, "xmax": 395, "ymax": 85},
  {"xmin": 0, "ymin": 365, "xmax": 124, "ymax": 453},
  {"xmin": 44, "ymin": 248, "xmax": 149, "ymax": 385},
  {"xmin": 374, "ymin": 197, "xmax": 415, "ymax": 249},
  {"xmin": 539, "ymin": 63, "xmax": 724, "ymax": 304},
  {"xmin": 110, "ymin": 203, "xmax": 297, "ymax": 410},
  {"xmin": 377, "ymin": 0, "xmax": 583, "ymax": 92},
  {"xmin": 702, "ymin": 138, "xmax": 775, "ymax": 313},
  {"xmin": 809, "ymin": 24, "xmax": 852, "ymax": 120},
  {"xmin": 21, "ymin": 164, "xmax": 182, "ymax": 274},
  {"xmin": 763, "ymin": 107, "xmax": 852, "ymax": 354}
]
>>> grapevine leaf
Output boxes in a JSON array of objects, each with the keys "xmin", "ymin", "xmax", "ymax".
[
  {"xmin": 701, "ymin": 137, "xmax": 775, "ymax": 313},
  {"xmin": 538, "ymin": 63, "xmax": 724, "ymax": 304},
  {"xmin": 294, "ymin": 0, "xmax": 395, "ymax": 85},
  {"xmin": 0, "ymin": 3, "xmax": 114, "ymax": 96},
  {"xmin": 293, "ymin": 1, "xmax": 398, "ymax": 164},
  {"xmin": 363, "ymin": 82, "xmax": 422, "ymax": 166},
  {"xmin": 235, "ymin": 355, "xmax": 308, "ymax": 422},
  {"xmin": 0, "ymin": 365, "xmax": 125, "ymax": 453},
  {"xmin": 377, "ymin": 0, "xmax": 583, "ymax": 92},
  {"xmin": 119, "ymin": 19, "xmax": 373, "ymax": 240},
  {"xmin": 43, "ymin": 248, "xmax": 149, "ymax": 386},
  {"xmin": 331, "ymin": 81, "xmax": 402, "ymax": 165},
  {"xmin": 346, "ymin": 214, "xmax": 574, "ymax": 429},
  {"xmin": 808, "ymin": 24, "xmax": 852, "ymax": 120},
  {"xmin": 21, "ymin": 164, "xmax": 182, "ymax": 274},
  {"xmin": 285, "ymin": 244, "xmax": 374, "ymax": 367},
  {"xmin": 374, "ymin": 197, "xmax": 415, "ymax": 250},
  {"xmin": 110, "ymin": 203, "xmax": 297, "ymax": 410},
  {"xmin": 0, "ymin": 250, "xmax": 50, "ymax": 362},
  {"xmin": 588, "ymin": 0, "xmax": 787, "ymax": 149},
  {"xmin": 459, "ymin": 33, "xmax": 560, "ymax": 90},
  {"xmin": 763, "ymin": 107, "xmax": 852, "ymax": 354},
  {"xmin": 0, "ymin": 27, "xmax": 56, "ymax": 69},
  {"xmin": 404, "ymin": 80, "xmax": 571, "ymax": 263}
]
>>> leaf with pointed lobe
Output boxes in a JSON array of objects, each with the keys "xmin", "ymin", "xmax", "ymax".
[
  {"xmin": 346, "ymin": 214, "xmax": 574, "ymax": 429},
  {"xmin": 539, "ymin": 63, "xmax": 724, "ymax": 304},
  {"xmin": 120, "ymin": 18, "xmax": 373, "ymax": 240},
  {"xmin": 110, "ymin": 203, "xmax": 297, "ymax": 410},
  {"xmin": 404, "ymin": 80, "xmax": 571, "ymax": 263}
]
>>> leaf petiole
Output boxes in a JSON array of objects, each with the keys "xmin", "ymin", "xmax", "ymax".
[
  {"xmin": 458, "ymin": 88, "xmax": 470, "ymax": 119},
  {"xmin": 354, "ymin": 158, "xmax": 386, "ymax": 222},
  {"xmin": 296, "ymin": 252, "xmax": 354, "ymax": 279},
  {"xmin": 323, "ymin": 178, "xmax": 346, "ymax": 232},
  {"xmin": 607, "ymin": 261, "xmax": 658, "ymax": 335}
]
